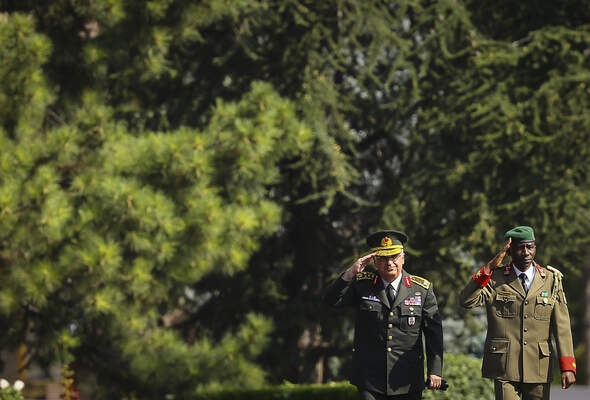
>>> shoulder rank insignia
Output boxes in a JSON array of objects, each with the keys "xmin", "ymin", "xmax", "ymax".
[
  {"xmin": 356, "ymin": 271, "xmax": 376, "ymax": 281},
  {"xmin": 535, "ymin": 264, "xmax": 546, "ymax": 278},
  {"xmin": 410, "ymin": 275, "xmax": 430, "ymax": 289},
  {"xmin": 545, "ymin": 265, "xmax": 563, "ymax": 281}
]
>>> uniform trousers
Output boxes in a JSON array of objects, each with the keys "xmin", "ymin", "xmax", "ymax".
[
  {"xmin": 358, "ymin": 389, "xmax": 422, "ymax": 400},
  {"xmin": 494, "ymin": 380, "xmax": 550, "ymax": 400}
]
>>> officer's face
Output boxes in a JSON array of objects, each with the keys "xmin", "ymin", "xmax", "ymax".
[
  {"xmin": 510, "ymin": 241, "xmax": 536, "ymax": 270},
  {"xmin": 374, "ymin": 252, "xmax": 405, "ymax": 282}
]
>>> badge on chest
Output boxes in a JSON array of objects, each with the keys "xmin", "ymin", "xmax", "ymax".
[{"xmin": 404, "ymin": 296, "xmax": 422, "ymax": 306}]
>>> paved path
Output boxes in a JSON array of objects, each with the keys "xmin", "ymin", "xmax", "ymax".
[{"xmin": 551, "ymin": 385, "xmax": 590, "ymax": 400}]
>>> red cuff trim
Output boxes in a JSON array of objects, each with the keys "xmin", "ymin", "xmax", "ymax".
[
  {"xmin": 473, "ymin": 267, "xmax": 491, "ymax": 287},
  {"xmin": 559, "ymin": 357, "xmax": 577, "ymax": 374}
]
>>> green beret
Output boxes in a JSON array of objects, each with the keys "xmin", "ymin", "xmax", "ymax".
[
  {"xmin": 504, "ymin": 226, "xmax": 535, "ymax": 242},
  {"xmin": 366, "ymin": 230, "xmax": 408, "ymax": 256}
]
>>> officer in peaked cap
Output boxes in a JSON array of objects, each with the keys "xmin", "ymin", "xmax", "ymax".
[
  {"xmin": 324, "ymin": 230, "xmax": 444, "ymax": 400},
  {"xmin": 460, "ymin": 226, "xmax": 577, "ymax": 400}
]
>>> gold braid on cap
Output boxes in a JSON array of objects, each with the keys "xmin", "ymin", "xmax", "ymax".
[{"xmin": 372, "ymin": 236, "xmax": 403, "ymax": 256}]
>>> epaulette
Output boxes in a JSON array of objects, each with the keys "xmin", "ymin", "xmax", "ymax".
[
  {"xmin": 545, "ymin": 265, "xmax": 563, "ymax": 281},
  {"xmin": 410, "ymin": 275, "xmax": 431, "ymax": 289},
  {"xmin": 356, "ymin": 271, "xmax": 377, "ymax": 281}
]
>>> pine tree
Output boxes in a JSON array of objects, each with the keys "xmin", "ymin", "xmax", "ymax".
[{"xmin": 2, "ymin": 0, "xmax": 590, "ymax": 390}]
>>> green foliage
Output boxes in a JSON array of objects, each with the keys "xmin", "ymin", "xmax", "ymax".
[
  {"xmin": 193, "ymin": 383, "xmax": 356, "ymax": 400},
  {"xmin": 0, "ymin": 9, "xmax": 321, "ymax": 397},
  {"xmin": 190, "ymin": 354, "xmax": 493, "ymax": 400},
  {"xmin": 0, "ymin": 388, "xmax": 23, "ymax": 400},
  {"xmin": 373, "ymin": 1, "xmax": 590, "ymax": 320},
  {"xmin": 1, "ymin": 0, "xmax": 590, "ymax": 394},
  {"xmin": 0, "ymin": 379, "xmax": 24, "ymax": 400},
  {"xmin": 422, "ymin": 354, "xmax": 493, "ymax": 400},
  {"xmin": 0, "ymin": 12, "xmax": 53, "ymax": 136}
]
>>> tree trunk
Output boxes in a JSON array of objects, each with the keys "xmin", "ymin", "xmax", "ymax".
[{"xmin": 296, "ymin": 323, "xmax": 324, "ymax": 383}]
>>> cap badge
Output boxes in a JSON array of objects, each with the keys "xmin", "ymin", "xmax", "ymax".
[{"xmin": 381, "ymin": 237, "xmax": 393, "ymax": 247}]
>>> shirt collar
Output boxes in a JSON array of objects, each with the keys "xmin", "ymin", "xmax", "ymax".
[
  {"xmin": 382, "ymin": 273, "xmax": 403, "ymax": 292},
  {"xmin": 513, "ymin": 262, "xmax": 536, "ymax": 282}
]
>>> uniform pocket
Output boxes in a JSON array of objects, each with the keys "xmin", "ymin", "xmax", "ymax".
[
  {"xmin": 360, "ymin": 301, "xmax": 381, "ymax": 312},
  {"xmin": 399, "ymin": 305, "xmax": 421, "ymax": 333},
  {"xmin": 534, "ymin": 296, "xmax": 555, "ymax": 321},
  {"xmin": 359, "ymin": 300, "xmax": 383, "ymax": 323},
  {"xmin": 483, "ymin": 338, "xmax": 510, "ymax": 376},
  {"xmin": 538, "ymin": 341, "xmax": 551, "ymax": 377},
  {"xmin": 494, "ymin": 293, "xmax": 517, "ymax": 318}
]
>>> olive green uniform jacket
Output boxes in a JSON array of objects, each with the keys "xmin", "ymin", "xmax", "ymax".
[
  {"xmin": 324, "ymin": 270, "xmax": 443, "ymax": 395},
  {"xmin": 460, "ymin": 262, "xmax": 577, "ymax": 383}
]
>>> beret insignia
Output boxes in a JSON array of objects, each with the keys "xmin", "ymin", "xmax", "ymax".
[{"xmin": 410, "ymin": 275, "xmax": 430, "ymax": 289}]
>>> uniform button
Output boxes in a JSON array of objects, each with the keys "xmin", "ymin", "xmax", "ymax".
[
  {"xmin": 490, "ymin": 347, "xmax": 496, "ymax": 351},
  {"xmin": 525, "ymin": 300, "xmax": 529, "ymax": 305},
  {"xmin": 409, "ymin": 307, "xmax": 414, "ymax": 311},
  {"xmin": 388, "ymin": 324, "xmax": 393, "ymax": 328},
  {"xmin": 387, "ymin": 347, "xmax": 392, "ymax": 352},
  {"xmin": 524, "ymin": 315, "xmax": 528, "ymax": 319},
  {"xmin": 352, "ymin": 348, "xmax": 355, "ymax": 352},
  {"xmin": 524, "ymin": 328, "xmax": 528, "ymax": 332},
  {"xmin": 390, "ymin": 312, "xmax": 394, "ymax": 316},
  {"xmin": 388, "ymin": 336, "xmax": 393, "ymax": 340},
  {"xmin": 524, "ymin": 341, "xmax": 527, "ymax": 345}
]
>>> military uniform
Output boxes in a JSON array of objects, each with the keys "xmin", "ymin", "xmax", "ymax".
[
  {"xmin": 461, "ymin": 262, "xmax": 576, "ymax": 381},
  {"xmin": 324, "ymin": 269, "xmax": 443, "ymax": 397},
  {"xmin": 460, "ymin": 226, "xmax": 577, "ymax": 400}
]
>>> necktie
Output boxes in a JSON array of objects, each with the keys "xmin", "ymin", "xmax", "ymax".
[
  {"xmin": 519, "ymin": 274, "xmax": 528, "ymax": 293},
  {"xmin": 387, "ymin": 284, "xmax": 396, "ymax": 305}
]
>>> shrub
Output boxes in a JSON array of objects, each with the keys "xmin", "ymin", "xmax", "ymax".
[
  {"xmin": 191, "ymin": 353, "xmax": 494, "ymax": 400},
  {"xmin": 423, "ymin": 353, "xmax": 493, "ymax": 400}
]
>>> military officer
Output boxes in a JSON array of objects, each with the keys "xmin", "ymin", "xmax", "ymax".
[
  {"xmin": 324, "ymin": 230, "xmax": 443, "ymax": 400},
  {"xmin": 460, "ymin": 226, "xmax": 576, "ymax": 400}
]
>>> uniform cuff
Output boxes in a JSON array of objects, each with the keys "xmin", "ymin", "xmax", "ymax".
[
  {"xmin": 559, "ymin": 356, "xmax": 577, "ymax": 374},
  {"xmin": 472, "ymin": 266, "xmax": 491, "ymax": 287}
]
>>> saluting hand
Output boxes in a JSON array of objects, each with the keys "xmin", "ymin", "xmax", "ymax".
[
  {"xmin": 483, "ymin": 238, "xmax": 511, "ymax": 275},
  {"xmin": 342, "ymin": 252, "xmax": 376, "ymax": 281}
]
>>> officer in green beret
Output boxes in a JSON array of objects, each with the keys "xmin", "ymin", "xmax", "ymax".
[
  {"xmin": 324, "ymin": 230, "xmax": 443, "ymax": 400},
  {"xmin": 460, "ymin": 226, "xmax": 577, "ymax": 400}
]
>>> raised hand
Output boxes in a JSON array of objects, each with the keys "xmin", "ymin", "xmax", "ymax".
[
  {"xmin": 483, "ymin": 238, "xmax": 511, "ymax": 275},
  {"xmin": 342, "ymin": 252, "xmax": 376, "ymax": 281}
]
